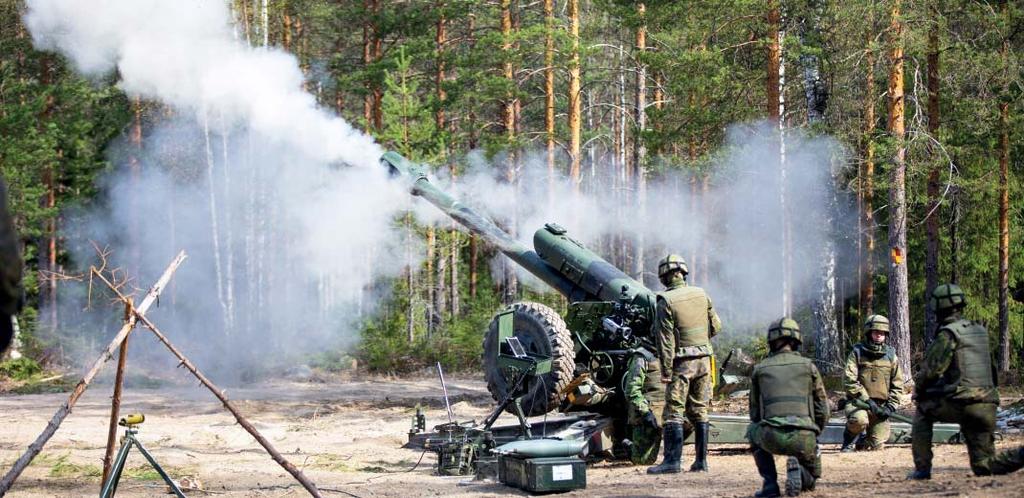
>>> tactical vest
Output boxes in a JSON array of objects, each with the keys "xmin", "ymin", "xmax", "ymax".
[
  {"xmin": 942, "ymin": 319, "xmax": 995, "ymax": 397},
  {"xmin": 853, "ymin": 343, "xmax": 896, "ymax": 400},
  {"xmin": 756, "ymin": 352, "xmax": 814, "ymax": 420},
  {"xmin": 661, "ymin": 285, "xmax": 711, "ymax": 348}
]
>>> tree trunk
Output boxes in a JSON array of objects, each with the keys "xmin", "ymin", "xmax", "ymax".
[
  {"xmin": 886, "ymin": 0, "xmax": 911, "ymax": 377},
  {"xmin": 997, "ymin": 8, "xmax": 1010, "ymax": 373},
  {"xmin": 363, "ymin": 0, "xmax": 373, "ymax": 127},
  {"xmin": 768, "ymin": 1, "xmax": 791, "ymax": 315},
  {"xmin": 544, "ymin": 0, "xmax": 555, "ymax": 204},
  {"xmin": 633, "ymin": 3, "xmax": 647, "ymax": 282},
  {"xmin": 860, "ymin": 11, "xmax": 877, "ymax": 319},
  {"xmin": 800, "ymin": 1, "xmax": 840, "ymax": 374},
  {"xmin": 500, "ymin": 0, "xmax": 517, "ymax": 304},
  {"xmin": 568, "ymin": 0, "xmax": 582, "ymax": 190},
  {"xmin": 924, "ymin": 1, "xmax": 941, "ymax": 345}
]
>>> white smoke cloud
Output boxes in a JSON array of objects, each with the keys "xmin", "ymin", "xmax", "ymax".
[
  {"xmin": 24, "ymin": 0, "xmax": 849, "ymax": 377},
  {"xmin": 25, "ymin": 0, "xmax": 411, "ymax": 378},
  {"xmin": 425, "ymin": 124, "xmax": 850, "ymax": 332}
]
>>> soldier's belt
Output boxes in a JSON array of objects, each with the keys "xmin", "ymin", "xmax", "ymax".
[{"xmin": 676, "ymin": 345, "xmax": 710, "ymax": 358}]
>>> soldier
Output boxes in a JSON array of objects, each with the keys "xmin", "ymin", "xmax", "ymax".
[
  {"xmin": 909, "ymin": 284, "xmax": 1024, "ymax": 479},
  {"xmin": 841, "ymin": 314, "xmax": 905, "ymax": 452},
  {"xmin": 748, "ymin": 318, "xmax": 829, "ymax": 497},
  {"xmin": 0, "ymin": 176, "xmax": 23, "ymax": 354},
  {"xmin": 648, "ymin": 254, "xmax": 722, "ymax": 474},
  {"xmin": 621, "ymin": 336, "xmax": 665, "ymax": 465}
]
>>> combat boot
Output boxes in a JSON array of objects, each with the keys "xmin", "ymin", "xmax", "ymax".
[
  {"xmin": 906, "ymin": 468, "xmax": 931, "ymax": 480},
  {"xmin": 752, "ymin": 448, "xmax": 780, "ymax": 497},
  {"xmin": 689, "ymin": 421, "xmax": 709, "ymax": 472},
  {"xmin": 784, "ymin": 457, "xmax": 802, "ymax": 496},
  {"xmin": 799, "ymin": 465, "xmax": 816, "ymax": 491},
  {"xmin": 647, "ymin": 423, "xmax": 683, "ymax": 474},
  {"xmin": 840, "ymin": 430, "xmax": 857, "ymax": 453}
]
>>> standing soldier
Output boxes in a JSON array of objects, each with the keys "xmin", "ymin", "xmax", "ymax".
[
  {"xmin": 909, "ymin": 284, "xmax": 1024, "ymax": 479},
  {"xmin": 648, "ymin": 254, "xmax": 722, "ymax": 474},
  {"xmin": 841, "ymin": 314, "xmax": 905, "ymax": 452},
  {"xmin": 748, "ymin": 318, "xmax": 829, "ymax": 497},
  {"xmin": 0, "ymin": 176, "xmax": 23, "ymax": 354},
  {"xmin": 621, "ymin": 335, "xmax": 665, "ymax": 465}
]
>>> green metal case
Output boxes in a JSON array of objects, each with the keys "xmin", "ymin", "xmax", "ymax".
[{"xmin": 497, "ymin": 455, "xmax": 586, "ymax": 493}]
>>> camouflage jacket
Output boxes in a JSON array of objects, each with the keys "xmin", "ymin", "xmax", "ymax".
[
  {"xmin": 843, "ymin": 342, "xmax": 905, "ymax": 407},
  {"xmin": 0, "ymin": 177, "xmax": 22, "ymax": 316},
  {"xmin": 749, "ymin": 350, "xmax": 830, "ymax": 434},
  {"xmin": 655, "ymin": 281, "xmax": 722, "ymax": 376},
  {"xmin": 914, "ymin": 315, "xmax": 999, "ymax": 404},
  {"xmin": 622, "ymin": 346, "xmax": 661, "ymax": 422}
]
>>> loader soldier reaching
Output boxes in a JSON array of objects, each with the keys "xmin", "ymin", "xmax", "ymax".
[
  {"xmin": 748, "ymin": 318, "xmax": 829, "ymax": 497},
  {"xmin": 909, "ymin": 284, "xmax": 1024, "ymax": 479},
  {"xmin": 621, "ymin": 335, "xmax": 665, "ymax": 465},
  {"xmin": 0, "ymin": 176, "xmax": 22, "ymax": 354},
  {"xmin": 841, "ymin": 314, "xmax": 905, "ymax": 452},
  {"xmin": 648, "ymin": 254, "xmax": 722, "ymax": 474}
]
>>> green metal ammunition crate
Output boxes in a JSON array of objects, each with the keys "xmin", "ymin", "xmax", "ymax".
[{"xmin": 497, "ymin": 455, "xmax": 586, "ymax": 493}]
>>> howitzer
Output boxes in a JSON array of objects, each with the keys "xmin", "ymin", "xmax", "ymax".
[{"xmin": 383, "ymin": 151, "xmax": 656, "ymax": 417}]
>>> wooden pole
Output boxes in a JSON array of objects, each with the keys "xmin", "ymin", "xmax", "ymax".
[
  {"xmin": 101, "ymin": 298, "xmax": 134, "ymax": 484},
  {"xmin": 0, "ymin": 252, "xmax": 186, "ymax": 494},
  {"xmin": 92, "ymin": 274, "xmax": 325, "ymax": 498}
]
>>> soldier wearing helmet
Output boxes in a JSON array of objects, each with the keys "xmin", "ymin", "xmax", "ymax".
[
  {"xmin": 620, "ymin": 333, "xmax": 666, "ymax": 465},
  {"xmin": 647, "ymin": 254, "xmax": 722, "ymax": 474},
  {"xmin": 909, "ymin": 284, "xmax": 1024, "ymax": 479},
  {"xmin": 840, "ymin": 314, "xmax": 905, "ymax": 452},
  {"xmin": 747, "ymin": 318, "xmax": 829, "ymax": 497}
]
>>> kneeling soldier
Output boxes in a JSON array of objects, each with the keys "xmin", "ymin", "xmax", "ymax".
[
  {"xmin": 841, "ymin": 314, "xmax": 905, "ymax": 451},
  {"xmin": 910, "ymin": 284, "xmax": 1024, "ymax": 479},
  {"xmin": 621, "ymin": 336, "xmax": 665, "ymax": 465},
  {"xmin": 748, "ymin": 318, "xmax": 829, "ymax": 497}
]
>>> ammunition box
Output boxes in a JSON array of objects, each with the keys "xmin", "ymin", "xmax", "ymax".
[{"xmin": 497, "ymin": 455, "xmax": 586, "ymax": 493}]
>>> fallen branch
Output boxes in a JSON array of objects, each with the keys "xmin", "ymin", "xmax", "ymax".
[
  {"xmin": 0, "ymin": 251, "xmax": 187, "ymax": 494},
  {"xmin": 93, "ymin": 271, "xmax": 326, "ymax": 498}
]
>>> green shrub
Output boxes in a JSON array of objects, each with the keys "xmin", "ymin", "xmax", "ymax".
[{"xmin": 0, "ymin": 357, "xmax": 43, "ymax": 380}]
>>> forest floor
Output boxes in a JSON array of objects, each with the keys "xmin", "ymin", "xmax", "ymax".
[{"xmin": 1, "ymin": 371, "xmax": 1023, "ymax": 497}]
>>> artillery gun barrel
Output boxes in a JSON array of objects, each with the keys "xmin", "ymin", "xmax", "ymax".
[{"xmin": 381, "ymin": 152, "xmax": 584, "ymax": 299}]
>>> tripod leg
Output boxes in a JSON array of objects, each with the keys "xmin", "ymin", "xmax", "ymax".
[
  {"xmin": 100, "ymin": 436, "xmax": 133, "ymax": 498},
  {"xmin": 133, "ymin": 440, "xmax": 186, "ymax": 498}
]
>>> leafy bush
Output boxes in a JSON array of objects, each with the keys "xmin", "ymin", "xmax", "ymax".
[{"xmin": 0, "ymin": 357, "xmax": 43, "ymax": 380}]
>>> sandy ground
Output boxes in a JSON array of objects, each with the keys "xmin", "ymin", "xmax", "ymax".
[{"xmin": 1, "ymin": 373, "xmax": 1023, "ymax": 497}]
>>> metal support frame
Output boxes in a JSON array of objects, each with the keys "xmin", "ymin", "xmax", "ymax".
[{"xmin": 99, "ymin": 425, "xmax": 185, "ymax": 498}]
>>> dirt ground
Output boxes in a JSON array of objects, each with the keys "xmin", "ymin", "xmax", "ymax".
[{"xmin": 1, "ymin": 373, "xmax": 1023, "ymax": 497}]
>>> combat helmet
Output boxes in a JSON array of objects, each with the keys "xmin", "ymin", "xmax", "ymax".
[
  {"xmin": 862, "ymin": 314, "xmax": 890, "ymax": 353},
  {"xmin": 863, "ymin": 314, "xmax": 890, "ymax": 333},
  {"xmin": 931, "ymin": 283, "xmax": 967, "ymax": 314},
  {"xmin": 658, "ymin": 254, "xmax": 689, "ymax": 280},
  {"xmin": 767, "ymin": 317, "xmax": 802, "ymax": 346}
]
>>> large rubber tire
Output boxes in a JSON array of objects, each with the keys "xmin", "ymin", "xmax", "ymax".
[{"xmin": 482, "ymin": 302, "xmax": 575, "ymax": 416}]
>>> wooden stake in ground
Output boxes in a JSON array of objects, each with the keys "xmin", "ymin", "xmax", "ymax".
[
  {"xmin": 0, "ymin": 251, "xmax": 186, "ymax": 495},
  {"xmin": 92, "ymin": 272, "xmax": 325, "ymax": 498},
  {"xmin": 102, "ymin": 298, "xmax": 134, "ymax": 484}
]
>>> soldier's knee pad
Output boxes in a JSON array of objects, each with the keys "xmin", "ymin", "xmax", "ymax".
[{"xmin": 846, "ymin": 413, "xmax": 869, "ymax": 433}]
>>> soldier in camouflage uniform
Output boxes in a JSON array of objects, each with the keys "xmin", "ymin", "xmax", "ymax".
[
  {"xmin": 0, "ymin": 176, "xmax": 23, "ymax": 354},
  {"xmin": 841, "ymin": 314, "xmax": 905, "ymax": 452},
  {"xmin": 748, "ymin": 318, "xmax": 829, "ymax": 497},
  {"xmin": 648, "ymin": 254, "xmax": 722, "ymax": 474},
  {"xmin": 621, "ymin": 337, "xmax": 665, "ymax": 465},
  {"xmin": 909, "ymin": 284, "xmax": 1024, "ymax": 479}
]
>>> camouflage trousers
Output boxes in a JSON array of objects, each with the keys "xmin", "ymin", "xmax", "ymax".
[
  {"xmin": 626, "ymin": 360, "xmax": 665, "ymax": 465},
  {"xmin": 912, "ymin": 399, "xmax": 1001, "ymax": 475},
  {"xmin": 664, "ymin": 355, "xmax": 711, "ymax": 425},
  {"xmin": 845, "ymin": 404, "xmax": 890, "ymax": 450},
  {"xmin": 627, "ymin": 421, "xmax": 662, "ymax": 465},
  {"xmin": 747, "ymin": 423, "xmax": 822, "ymax": 479}
]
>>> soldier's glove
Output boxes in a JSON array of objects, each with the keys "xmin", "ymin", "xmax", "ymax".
[
  {"xmin": 866, "ymin": 399, "xmax": 885, "ymax": 417},
  {"xmin": 642, "ymin": 410, "xmax": 660, "ymax": 430}
]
